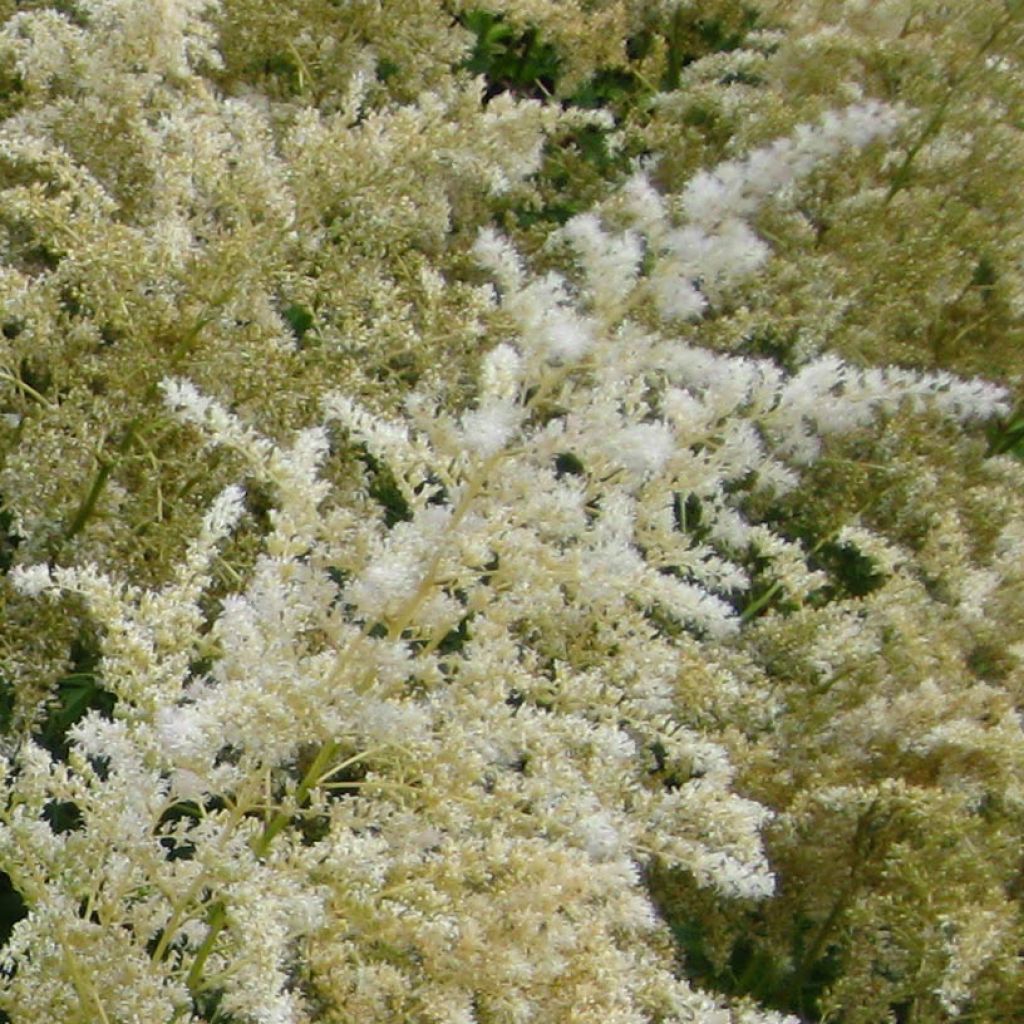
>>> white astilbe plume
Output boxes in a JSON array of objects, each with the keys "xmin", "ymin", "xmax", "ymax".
[
  {"xmin": 471, "ymin": 226, "xmax": 525, "ymax": 292},
  {"xmin": 160, "ymin": 377, "xmax": 274, "ymax": 464},
  {"xmin": 9, "ymin": 485, "xmax": 248, "ymax": 712},
  {"xmin": 612, "ymin": 101, "xmax": 907, "ymax": 321},
  {"xmin": 1, "ymin": 99, "xmax": 1011, "ymax": 1024},
  {"xmin": 75, "ymin": 0, "xmax": 223, "ymax": 79},
  {"xmin": 479, "ymin": 342, "xmax": 523, "ymax": 401},
  {"xmin": 680, "ymin": 100, "xmax": 906, "ymax": 227},
  {"xmin": 557, "ymin": 212, "xmax": 644, "ymax": 311},
  {"xmin": 458, "ymin": 398, "xmax": 522, "ymax": 457},
  {"xmin": 764, "ymin": 357, "xmax": 1009, "ymax": 462},
  {"xmin": 161, "ymin": 379, "xmax": 332, "ymax": 553}
]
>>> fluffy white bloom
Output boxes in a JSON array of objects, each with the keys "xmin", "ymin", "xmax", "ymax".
[
  {"xmin": 573, "ymin": 811, "xmax": 624, "ymax": 863},
  {"xmin": 614, "ymin": 421, "xmax": 676, "ymax": 477},
  {"xmin": 154, "ymin": 703, "xmax": 212, "ymax": 762},
  {"xmin": 161, "ymin": 377, "xmax": 274, "ymax": 465},
  {"xmin": 79, "ymin": 0, "xmax": 224, "ymax": 78},
  {"xmin": 472, "ymin": 226, "xmax": 524, "ymax": 291},
  {"xmin": 670, "ymin": 218, "xmax": 771, "ymax": 286},
  {"xmin": 346, "ymin": 551, "xmax": 422, "ymax": 619},
  {"xmin": 957, "ymin": 568, "xmax": 1001, "ymax": 620},
  {"xmin": 479, "ymin": 343, "xmax": 523, "ymax": 401},
  {"xmin": 322, "ymin": 392, "xmax": 425, "ymax": 470},
  {"xmin": 651, "ymin": 271, "xmax": 707, "ymax": 321},
  {"xmin": 681, "ymin": 101, "xmax": 904, "ymax": 226},
  {"xmin": 834, "ymin": 525, "xmax": 905, "ymax": 576},
  {"xmin": 201, "ymin": 484, "xmax": 247, "ymax": 539},
  {"xmin": 765, "ymin": 360, "xmax": 1009, "ymax": 462},
  {"xmin": 539, "ymin": 308, "xmax": 595, "ymax": 361},
  {"xmin": 648, "ymin": 574, "xmax": 738, "ymax": 639},
  {"xmin": 1, "ymin": 45, "xmax": 1011, "ymax": 1024},
  {"xmin": 559, "ymin": 213, "xmax": 644, "ymax": 307},
  {"xmin": 662, "ymin": 386, "xmax": 713, "ymax": 434},
  {"xmin": 459, "ymin": 399, "xmax": 520, "ymax": 457},
  {"xmin": 500, "ymin": 271, "xmax": 598, "ymax": 363},
  {"xmin": 355, "ymin": 698, "xmax": 431, "ymax": 745},
  {"xmin": 8, "ymin": 563, "xmax": 52, "ymax": 597},
  {"xmin": 620, "ymin": 169, "xmax": 667, "ymax": 238}
]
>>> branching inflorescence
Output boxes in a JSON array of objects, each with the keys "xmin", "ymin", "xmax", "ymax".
[{"xmin": 1, "ymin": 1, "xmax": 1022, "ymax": 1022}]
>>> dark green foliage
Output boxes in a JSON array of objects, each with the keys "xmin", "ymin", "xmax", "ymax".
[
  {"xmin": 157, "ymin": 800, "xmax": 209, "ymax": 863},
  {"xmin": 0, "ymin": 872, "xmax": 24, "ymax": 1021},
  {"xmin": 0, "ymin": 680, "xmax": 13, "ymax": 739},
  {"xmin": 553, "ymin": 452, "xmax": 585, "ymax": 478},
  {"xmin": 460, "ymin": 9, "xmax": 561, "ymax": 101},
  {"xmin": 42, "ymin": 799, "xmax": 82, "ymax": 835},
  {"xmin": 810, "ymin": 541, "xmax": 888, "ymax": 601},
  {"xmin": 461, "ymin": 9, "xmax": 664, "ymax": 230},
  {"xmin": 650, "ymin": 869, "xmax": 843, "ymax": 1023},
  {"xmin": 971, "ymin": 254, "xmax": 998, "ymax": 300},
  {"xmin": 674, "ymin": 492, "xmax": 711, "ymax": 541},
  {"xmin": 263, "ymin": 51, "xmax": 302, "ymax": 94},
  {"xmin": 987, "ymin": 405, "xmax": 1024, "ymax": 459},
  {"xmin": 34, "ymin": 639, "xmax": 114, "ymax": 761},
  {"xmin": 281, "ymin": 303, "xmax": 316, "ymax": 347},
  {"xmin": 189, "ymin": 986, "xmax": 244, "ymax": 1024},
  {"xmin": 741, "ymin": 325, "xmax": 802, "ymax": 373},
  {"xmin": 661, "ymin": 5, "xmax": 763, "ymax": 91},
  {"xmin": 571, "ymin": 66, "xmax": 643, "ymax": 111},
  {"xmin": 435, "ymin": 609, "xmax": 473, "ymax": 656},
  {"xmin": 376, "ymin": 58, "xmax": 400, "ymax": 83},
  {"xmin": 355, "ymin": 447, "xmax": 413, "ymax": 527},
  {"xmin": 0, "ymin": 872, "xmax": 26, "ymax": 952},
  {"xmin": 965, "ymin": 641, "xmax": 1014, "ymax": 682}
]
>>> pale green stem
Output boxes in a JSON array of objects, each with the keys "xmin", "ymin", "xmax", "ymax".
[
  {"xmin": 183, "ymin": 743, "xmax": 343, "ymax": 993},
  {"xmin": 62, "ymin": 290, "xmax": 234, "ymax": 543}
]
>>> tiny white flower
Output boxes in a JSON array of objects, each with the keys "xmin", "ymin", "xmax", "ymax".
[
  {"xmin": 156, "ymin": 704, "xmax": 211, "ymax": 762},
  {"xmin": 541, "ymin": 309, "xmax": 594, "ymax": 361},
  {"xmin": 480, "ymin": 343, "xmax": 523, "ymax": 401},
  {"xmin": 651, "ymin": 272, "xmax": 707, "ymax": 321},
  {"xmin": 346, "ymin": 552, "xmax": 421, "ymax": 619},
  {"xmin": 9, "ymin": 563, "xmax": 53, "ymax": 597},
  {"xmin": 472, "ymin": 227, "xmax": 524, "ymax": 290},
  {"xmin": 459, "ymin": 399, "xmax": 520, "ymax": 457},
  {"xmin": 574, "ymin": 811, "xmax": 623, "ymax": 862},
  {"xmin": 615, "ymin": 421, "xmax": 675, "ymax": 477}
]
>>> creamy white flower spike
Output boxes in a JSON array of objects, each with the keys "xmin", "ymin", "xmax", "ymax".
[{"xmin": 0, "ymin": 23, "xmax": 1012, "ymax": 1017}]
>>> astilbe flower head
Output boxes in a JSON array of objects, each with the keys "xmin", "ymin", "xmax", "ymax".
[
  {"xmin": 1, "ymin": 81, "xmax": 1014, "ymax": 1023},
  {"xmin": 1, "ymin": 1, "xmax": 1021, "ymax": 1021}
]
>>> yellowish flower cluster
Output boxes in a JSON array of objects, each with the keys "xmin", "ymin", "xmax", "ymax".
[{"xmin": 0, "ymin": 2, "xmax": 1022, "ymax": 1022}]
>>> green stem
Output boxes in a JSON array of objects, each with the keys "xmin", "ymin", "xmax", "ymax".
[
  {"xmin": 186, "ymin": 902, "xmax": 227, "ymax": 993},
  {"xmin": 61, "ymin": 292, "xmax": 233, "ymax": 544},
  {"xmin": 0, "ymin": 367, "xmax": 55, "ymax": 409},
  {"xmin": 150, "ymin": 873, "xmax": 211, "ymax": 967},
  {"xmin": 884, "ymin": 15, "xmax": 1013, "ymax": 206},
  {"xmin": 739, "ymin": 578, "xmax": 784, "ymax": 622},
  {"xmin": 662, "ymin": 7, "xmax": 685, "ymax": 92},
  {"xmin": 787, "ymin": 799, "xmax": 883, "ymax": 1014},
  {"xmin": 789, "ymin": 889, "xmax": 851, "ymax": 1003},
  {"xmin": 250, "ymin": 738, "xmax": 340, "ymax": 860},
  {"xmin": 384, "ymin": 450, "xmax": 504, "ymax": 643},
  {"xmin": 64, "ymin": 452, "xmax": 117, "ymax": 542}
]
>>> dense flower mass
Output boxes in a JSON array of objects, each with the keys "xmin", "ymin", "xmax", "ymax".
[{"xmin": 0, "ymin": 1, "xmax": 1022, "ymax": 1023}]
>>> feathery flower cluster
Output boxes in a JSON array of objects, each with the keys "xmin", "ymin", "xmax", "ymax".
[
  {"xmin": 3, "ymin": 91, "xmax": 1012, "ymax": 1022},
  {"xmin": 1, "ymin": 1, "xmax": 1022, "ymax": 1022}
]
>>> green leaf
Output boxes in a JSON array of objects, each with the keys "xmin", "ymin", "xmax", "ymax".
[{"xmin": 282, "ymin": 303, "xmax": 315, "ymax": 342}]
